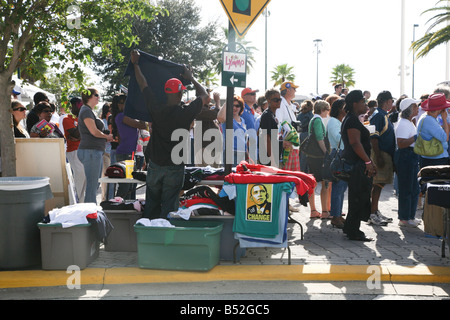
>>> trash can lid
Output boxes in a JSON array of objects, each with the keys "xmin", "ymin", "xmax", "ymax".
[{"xmin": 0, "ymin": 177, "xmax": 50, "ymax": 191}]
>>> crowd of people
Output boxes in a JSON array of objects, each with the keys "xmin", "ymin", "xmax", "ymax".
[{"xmin": 10, "ymin": 50, "xmax": 450, "ymax": 242}]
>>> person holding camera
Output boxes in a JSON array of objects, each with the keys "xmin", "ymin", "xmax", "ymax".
[{"xmin": 276, "ymin": 81, "xmax": 301, "ymax": 172}]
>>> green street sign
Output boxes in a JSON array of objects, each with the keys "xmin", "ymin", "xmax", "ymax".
[{"xmin": 222, "ymin": 71, "xmax": 246, "ymax": 88}]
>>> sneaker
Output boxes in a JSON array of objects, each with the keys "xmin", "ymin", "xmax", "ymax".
[
  {"xmin": 375, "ymin": 210, "xmax": 393, "ymax": 223},
  {"xmin": 369, "ymin": 213, "xmax": 388, "ymax": 226},
  {"xmin": 398, "ymin": 220, "xmax": 419, "ymax": 228}
]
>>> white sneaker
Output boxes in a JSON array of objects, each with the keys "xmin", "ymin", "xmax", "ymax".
[
  {"xmin": 398, "ymin": 220, "xmax": 419, "ymax": 228},
  {"xmin": 369, "ymin": 213, "xmax": 388, "ymax": 226}
]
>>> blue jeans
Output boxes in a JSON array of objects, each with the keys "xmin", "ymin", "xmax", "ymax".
[
  {"xmin": 395, "ymin": 148, "xmax": 420, "ymax": 221},
  {"xmin": 77, "ymin": 149, "xmax": 103, "ymax": 204},
  {"xmin": 330, "ymin": 179, "xmax": 348, "ymax": 217},
  {"xmin": 143, "ymin": 161, "xmax": 185, "ymax": 220}
]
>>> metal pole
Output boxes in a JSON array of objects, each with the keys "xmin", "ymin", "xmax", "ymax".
[
  {"xmin": 225, "ymin": 21, "xmax": 235, "ymax": 175},
  {"xmin": 412, "ymin": 24, "xmax": 418, "ymax": 98},
  {"xmin": 313, "ymin": 39, "xmax": 322, "ymax": 95},
  {"xmin": 264, "ymin": 8, "xmax": 269, "ymax": 91},
  {"xmin": 400, "ymin": 0, "xmax": 406, "ymax": 95},
  {"xmin": 447, "ymin": 0, "xmax": 450, "ymax": 80}
]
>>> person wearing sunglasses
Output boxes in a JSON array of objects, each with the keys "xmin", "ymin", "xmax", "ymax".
[
  {"xmin": 77, "ymin": 88, "xmax": 114, "ymax": 204},
  {"xmin": 29, "ymin": 101, "xmax": 63, "ymax": 138},
  {"xmin": 10, "ymin": 100, "xmax": 30, "ymax": 138},
  {"xmin": 217, "ymin": 95, "xmax": 249, "ymax": 166},
  {"xmin": 258, "ymin": 88, "xmax": 282, "ymax": 166}
]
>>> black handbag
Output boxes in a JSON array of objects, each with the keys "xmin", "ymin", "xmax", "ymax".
[
  {"xmin": 301, "ymin": 117, "xmax": 329, "ymax": 158},
  {"xmin": 330, "ymin": 138, "xmax": 353, "ymax": 181},
  {"xmin": 323, "ymin": 148, "xmax": 339, "ymax": 182}
]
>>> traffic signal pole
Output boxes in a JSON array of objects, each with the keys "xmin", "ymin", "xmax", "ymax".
[{"xmin": 225, "ymin": 21, "xmax": 236, "ymax": 175}]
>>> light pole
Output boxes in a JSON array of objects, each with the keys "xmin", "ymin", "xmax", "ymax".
[
  {"xmin": 412, "ymin": 24, "xmax": 419, "ymax": 98},
  {"xmin": 264, "ymin": 8, "xmax": 270, "ymax": 91},
  {"xmin": 313, "ymin": 39, "xmax": 322, "ymax": 95}
]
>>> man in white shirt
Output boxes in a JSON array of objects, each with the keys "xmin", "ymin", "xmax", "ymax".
[{"xmin": 276, "ymin": 81, "xmax": 298, "ymax": 124}]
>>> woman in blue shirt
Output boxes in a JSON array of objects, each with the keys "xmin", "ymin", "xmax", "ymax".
[
  {"xmin": 416, "ymin": 93, "xmax": 450, "ymax": 168},
  {"xmin": 217, "ymin": 95, "xmax": 248, "ymax": 166}
]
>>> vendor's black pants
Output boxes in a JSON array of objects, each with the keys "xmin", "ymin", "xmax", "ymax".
[{"xmin": 343, "ymin": 161, "xmax": 372, "ymax": 237}]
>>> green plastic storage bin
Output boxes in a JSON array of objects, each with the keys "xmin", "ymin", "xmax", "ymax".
[
  {"xmin": 38, "ymin": 222, "xmax": 99, "ymax": 270},
  {"xmin": 134, "ymin": 220, "xmax": 223, "ymax": 271},
  {"xmin": 171, "ymin": 216, "xmax": 246, "ymax": 261}
]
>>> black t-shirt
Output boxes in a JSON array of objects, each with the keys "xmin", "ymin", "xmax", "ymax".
[
  {"xmin": 143, "ymin": 86, "xmax": 202, "ymax": 166},
  {"xmin": 341, "ymin": 113, "xmax": 371, "ymax": 164},
  {"xmin": 259, "ymin": 109, "xmax": 278, "ymax": 133}
]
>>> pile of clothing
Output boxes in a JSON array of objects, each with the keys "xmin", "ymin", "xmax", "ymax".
[
  {"xmin": 42, "ymin": 203, "xmax": 113, "ymax": 244},
  {"xmin": 169, "ymin": 185, "xmax": 235, "ymax": 220}
]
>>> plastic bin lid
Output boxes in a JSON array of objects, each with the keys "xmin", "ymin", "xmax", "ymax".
[{"xmin": 0, "ymin": 177, "xmax": 50, "ymax": 191}]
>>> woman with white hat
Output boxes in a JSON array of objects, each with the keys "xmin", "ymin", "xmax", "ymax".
[{"xmin": 394, "ymin": 98, "xmax": 421, "ymax": 227}]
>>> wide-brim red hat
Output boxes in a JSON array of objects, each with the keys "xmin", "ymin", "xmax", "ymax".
[{"xmin": 421, "ymin": 93, "xmax": 450, "ymax": 111}]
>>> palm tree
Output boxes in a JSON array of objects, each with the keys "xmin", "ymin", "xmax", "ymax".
[
  {"xmin": 330, "ymin": 64, "xmax": 356, "ymax": 88},
  {"xmin": 411, "ymin": 0, "xmax": 450, "ymax": 59},
  {"xmin": 271, "ymin": 63, "xmax": 295, "ymax": 87}
]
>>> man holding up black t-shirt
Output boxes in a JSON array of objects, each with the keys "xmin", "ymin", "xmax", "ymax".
[{"xmin": 130, "ymin": 50, "xmax": 209, "ymax": 220}]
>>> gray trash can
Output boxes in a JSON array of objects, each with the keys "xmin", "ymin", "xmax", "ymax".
[{"xmin": 0, "ymin": 177, "xmax": 53, "ymax": 269}]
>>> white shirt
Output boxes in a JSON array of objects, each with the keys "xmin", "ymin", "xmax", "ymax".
[
  {"xmin": 276, "ymin": 97, "xmax": 296, "ymax": 125},
  {"xmin": 395, "ymin": 117, "xmax": 416, "ymax": 148}
]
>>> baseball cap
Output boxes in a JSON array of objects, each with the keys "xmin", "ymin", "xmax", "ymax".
[
  {"xmin": 241, "ymin": 87, "xmax": 259, "ymax": 97},
  {"xmin": 280, "ymin": 81, "xmax": 299, "ymax": 91},
  {"xmin": 345, "ymin": 90, "xmax": 365, "ymax": 107},
  {"xmin": 164, "ymin": 78, "xmax": 186, "ymax": 94},
  {"xmin": 399, "ymin": 98, "xmax": 420, "ymax": 112}
]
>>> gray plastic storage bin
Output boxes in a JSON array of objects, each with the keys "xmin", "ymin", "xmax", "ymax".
[
  {"xmin": 0, "ymin": 177, "xmax": 53, "ymax": 270},
  {"xmin": 104, "ymin": 210, "xmax": 142, "ymax": 252},
  {"xmin": 37, "ymin": 222, "xmax": 99, "ymax": 270}
]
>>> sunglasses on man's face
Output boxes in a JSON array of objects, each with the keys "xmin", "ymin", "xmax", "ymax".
[
  {"xmin": 271, "ymin": 98, "xmax": 282, "ymax": 103},
  {"xmin": 13, "ymin": 107, "xmax": 27, "ymax": 112}
]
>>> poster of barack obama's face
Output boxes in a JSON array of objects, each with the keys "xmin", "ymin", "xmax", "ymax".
[{"xmin": 246, "ymin": 184, "xmax": 273, "ymax": 222}]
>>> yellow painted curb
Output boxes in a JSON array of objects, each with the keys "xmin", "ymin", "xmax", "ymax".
[
  {"xmin": 387, "ymin": 266, "xmax": 450, "ymax": 283},
  {"xmin": 104, "ymin": 265, "xmax": 390, "ymax": 284},
  {"xmin": 1, "ymin": 265, "xmax": 450, "ymax": 289},
  {"xmin": 0, "ymin": 269, "xmax": 105, "ymax": 289}
]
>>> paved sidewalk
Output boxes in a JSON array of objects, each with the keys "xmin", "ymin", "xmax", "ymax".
[
  {"xmin": 89, "ymin": 183, "xmax": 449, "ymax": 269},
  {"xmin": 1, "ymin": 183, "xmax": 449, "ymax": 290}
]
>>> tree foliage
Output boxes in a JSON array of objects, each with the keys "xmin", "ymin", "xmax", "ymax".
[
  {"xmin": 92, "ymin": 0, "xmax": 224, "ymax": 97},
  {"xmin": 270, "ymin": 63, "xmax": 295, "ymax": 87},
  {"xmin": 411, "ymin": 0, "xmax": 450, "ymax": 59},
  {"xmin": 330, "ymin": 64, "xmax": 356, "ymax": 88},
  {"xmin": 0, "ymin": 0, "xmax": 164, "ymax": 176}
]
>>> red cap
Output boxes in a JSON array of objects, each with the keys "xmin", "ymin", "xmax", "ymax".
[
  {"xmin": 164, "ymin": 78, "xmax": 186, "ymax": 94},
  {"xmin": 241, "ymin": 87, "xmax": 259, "ymax": 98}
]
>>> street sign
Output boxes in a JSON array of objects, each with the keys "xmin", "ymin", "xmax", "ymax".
[
  {"xmin": 219, "ymin": 0, "xmax": 271, "ymax": 38},
  {"xmin": 222, "ymin": 50, "xmax": 247, "ymax": 88}
]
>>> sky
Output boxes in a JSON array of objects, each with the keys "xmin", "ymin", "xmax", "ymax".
[{"xmin": 192, "ymin": 0, "xmax": 449, "ymax": 100}]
